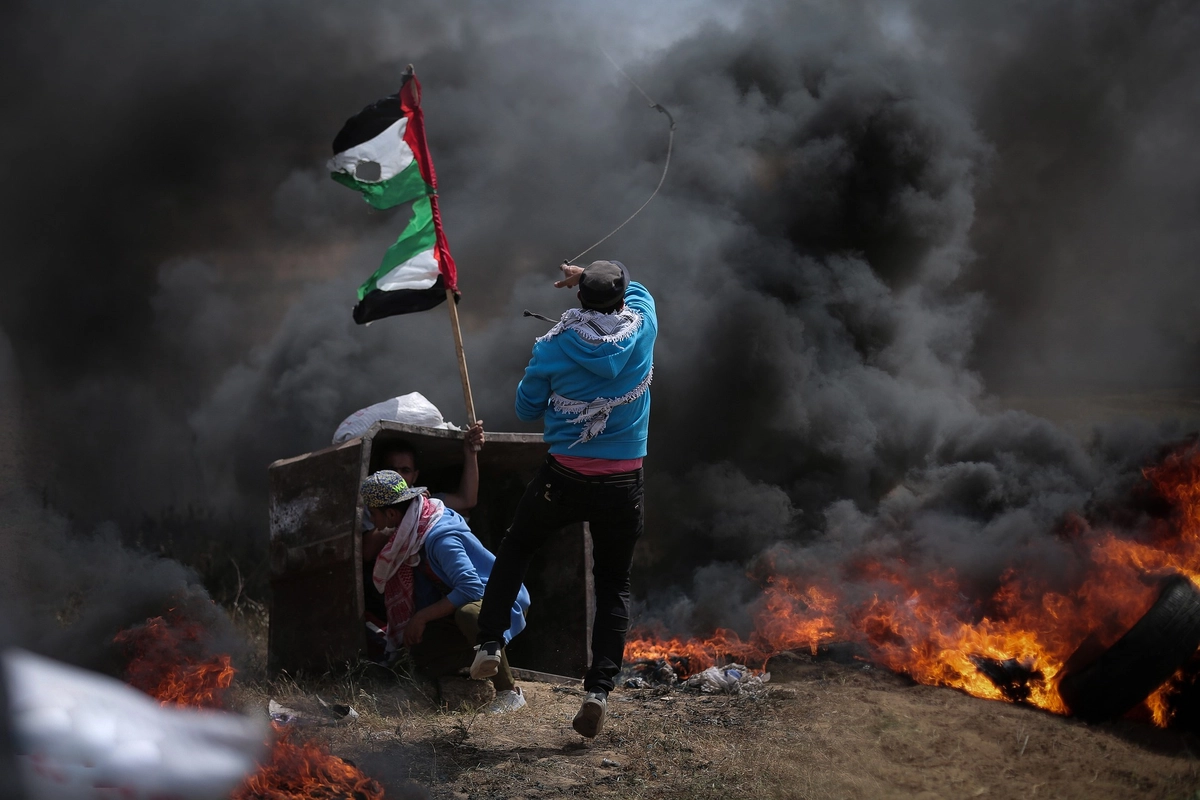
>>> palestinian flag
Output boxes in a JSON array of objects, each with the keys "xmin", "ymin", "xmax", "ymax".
[{"xmin": 328, "ymin": 70, "xmax": 459, "ymax": 324}]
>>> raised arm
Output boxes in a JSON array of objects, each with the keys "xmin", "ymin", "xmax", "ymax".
[
  {"xmin": 624, "ymin": 281, "xmax": 656, "ymax": 330},
  {"xmin": 439, "ymin": 420, "xmax": 484, "ymax": 513}
]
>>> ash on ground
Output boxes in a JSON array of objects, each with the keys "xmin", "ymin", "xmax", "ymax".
[
  {"xmin": 620, "ymin": 658, "xmax": 682, "ymax": 689},
  {"xmin": 620, "ymin": 660, "xmax": 770, "ymax": 695}
]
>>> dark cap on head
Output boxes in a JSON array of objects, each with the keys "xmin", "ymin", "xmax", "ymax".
[{"xmin": 578, "ymin": 260, "xmax": 630, "ymax": 311}]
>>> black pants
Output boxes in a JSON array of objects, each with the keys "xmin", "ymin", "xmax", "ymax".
[{"xmin": 478, "ymin": 456, "xmax": 644, "ymax": 694}]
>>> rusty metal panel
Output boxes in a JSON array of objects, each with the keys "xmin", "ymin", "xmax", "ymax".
[
  {"xmin": 266, "ymin": 422, "xmax": 594, "ymax": 678},
  {"xmin": 505, "ymin": 522, "xmax": 594, "ymax": 677},
  {"xmin": 267, "ymin": 439, "xmax": 365, "ymax": 673},
  {"xmin": 364, "ymin": 420, "xmax": 549, "ymax": 478}
]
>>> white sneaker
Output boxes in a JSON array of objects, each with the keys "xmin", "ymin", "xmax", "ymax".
[
  {"xmin": 487, "ymin": 686, "xmax": 527, "ymax": 714},
  {"xmin": 470, "ymin": 642, "xmax": 501, "ymax": 680}
]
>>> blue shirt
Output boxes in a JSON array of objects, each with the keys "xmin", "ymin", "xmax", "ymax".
[
  {"xmin": 412, "ymin": 507, "xmax": 530, "ymax": 643},
  {"xmin": 516, "ymin": 282, "xmax": 657, "ymax": 459}
]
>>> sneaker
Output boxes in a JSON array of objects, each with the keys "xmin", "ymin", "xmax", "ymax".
[
  {"xmin": 470, "ymin": 642, "xmax": 501, "ymax": 680},
  {"xmin": 487, "ymin": 686, "xmax": 527, "ymax": 714},
  {"xmin": 572, "ymin": 690, "xmax": 607, "ymax": 738}
]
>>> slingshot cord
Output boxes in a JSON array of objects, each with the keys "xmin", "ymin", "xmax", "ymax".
[{"xmin": 565, "ymin": 46, "xmax": 677, "ymax": 266}]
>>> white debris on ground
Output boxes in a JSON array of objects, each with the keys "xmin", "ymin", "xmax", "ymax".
[
  {"xmin": 621, "ymin": 659, "xmax": 679, "ymax": 688},
  {"xmin": 684, "ymin": 664, "xmax": 771, "ymax": 695},
  {"xmin": 621, "ymin": 662, "xmax": 771, "ymax": 695},
  {"xmin": 268, "ymin": 696, "xmax": 359, "ymax": 727}
]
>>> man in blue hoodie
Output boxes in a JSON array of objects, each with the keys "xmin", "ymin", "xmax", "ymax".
[{"xmin": 472, "ymin": 260, "xmax": 656, "ymax": 738}]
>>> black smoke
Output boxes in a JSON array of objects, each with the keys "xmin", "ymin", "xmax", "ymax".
[
  {"xmin": 0, "ymin": 329, "xmax": 240, "ymax": 676},
  {"xmin": 1, "ymin": 0, "xmax": 1199, "ymax": 641},
  {"xmin": 952, "ymin": 0, "xmax": 1200, "ymax": 395}
]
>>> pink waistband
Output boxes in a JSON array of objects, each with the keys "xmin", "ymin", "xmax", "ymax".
[{"xmin": 552, "ymin": 454, "xmax": 644, "ymax": 476}]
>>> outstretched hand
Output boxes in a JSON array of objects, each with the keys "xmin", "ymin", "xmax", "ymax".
[{"xmin": 554, "ymin": 262, "xmax": 584, "ymax": 288}]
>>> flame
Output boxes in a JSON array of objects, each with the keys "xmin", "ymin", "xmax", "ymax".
[
  {"xmin": 1146, "ymin": 674, "xmax": 1181, "ymax": 727},
  {"xmin": 114, "ymin": 615, "xmax": 234, "ymax": 708},
  {"xmin": 233, "ymin": 725, "xmax": 383, "ymax": 800},
  {"xmin": 627, "ymin": 441, "xmax": 1200, "ymax": 725},
  {"xmin": 117, "ymin": 614, "xmax": 384, "ymax": 799}
]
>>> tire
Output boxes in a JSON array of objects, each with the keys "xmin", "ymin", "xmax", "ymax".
[{"xmin": 1058, "ymin": 575, "xmax": 1200, "ymax": 722}]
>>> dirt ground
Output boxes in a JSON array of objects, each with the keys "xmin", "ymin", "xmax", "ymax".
[
  {"xmin": 233, "ymin": 639, "xmax": 1200, "ymax": 800},
  {"xmin": 217, "ymin": 381, "xmax": 1200, "ymax": 800}
]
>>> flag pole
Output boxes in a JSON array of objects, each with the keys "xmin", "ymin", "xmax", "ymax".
[
  {"xmin": 445, "ymin": 289, "xmax": 477, "ymax": 426},
  {"xmin": 403, "ymin": 63, "xmax": 477, "ymax": 433}
]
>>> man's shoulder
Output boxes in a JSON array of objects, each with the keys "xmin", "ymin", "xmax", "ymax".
[
  {"xmin": 626, "ymin": 281, "xmax": 654, "ymax": 303},
  {"xmin": 625, "ymin": 283, "xmax": 656, "ymax": 325},
  {"xmin": 428, "ymin": 513, "xmax": 480, "ymax": 546}
]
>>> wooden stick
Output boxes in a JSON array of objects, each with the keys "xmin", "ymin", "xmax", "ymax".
[{"xmin": 445, "ymin": 288, "xmax": 478, "ymax": 431}]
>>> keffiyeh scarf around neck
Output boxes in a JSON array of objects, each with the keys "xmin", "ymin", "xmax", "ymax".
[
  {"xmin": 372, "ymin": 494, "xmax": 445, "ymax": 650},
  {"xmin": 536, "ymin": 306, "xmax": 643, "ymax": 344}
]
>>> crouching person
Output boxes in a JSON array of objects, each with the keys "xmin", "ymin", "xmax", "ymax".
[{"xmin": 361, "ymin": 469, "xmax": 530, "ymax": 712}]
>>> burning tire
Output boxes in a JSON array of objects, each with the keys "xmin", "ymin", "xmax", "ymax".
[{"xmin": 1058, "ymin": 575, "xmax": 1200, "ymax": 722}]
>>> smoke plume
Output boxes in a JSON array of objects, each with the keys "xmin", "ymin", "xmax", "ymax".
[
  {"xmin": 0, "ymin": 328, "xmax": 237, "ymax": 680},
  {"xmin": 2, "ymin": 0, "xmax": 1199, "ymax": 642}
]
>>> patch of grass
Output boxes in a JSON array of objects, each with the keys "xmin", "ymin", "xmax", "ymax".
[{"xmin": 224, "ymin": 605, "xmax": 1200, "ymax": 800}]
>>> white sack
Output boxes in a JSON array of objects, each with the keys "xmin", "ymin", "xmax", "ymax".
[{"xmin": 332, "ymin": 392, "xmax": 454, "ymax": 444}]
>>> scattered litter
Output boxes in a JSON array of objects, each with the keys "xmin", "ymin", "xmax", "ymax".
[
  {"xmin": 601, "ymin": 758, "xmax": 620, "ymax": 768},
  {"xmin": 269, "ymin": 697, "xmax": 359, "ymax": 727},
  {"xmin": 317, "ymin": 695, "xmax": 360, "ymax": 721},
  {"xmin": 619, "ymin": 658, "xmax": 679, "ymax": 687},
  {"xmin": 685, "ymin": 664, "xmax": 771, "ymax": 695},
  {"xmin": 269, "ymin": 699, "xmax": 305, "ymax": 726},
  {"xmin": 620, "ymin": 659, "xmax": 773, "ymax": 695}
]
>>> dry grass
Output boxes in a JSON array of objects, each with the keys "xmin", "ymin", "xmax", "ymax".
[{"xmin": 226, "ymin": 607, "xmax": 1200, "ymax": 799}]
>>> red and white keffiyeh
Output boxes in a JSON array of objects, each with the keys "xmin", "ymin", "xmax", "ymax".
[{"xmin": 372, "ymin": 494, "xmax": 445, "ymax": 650}]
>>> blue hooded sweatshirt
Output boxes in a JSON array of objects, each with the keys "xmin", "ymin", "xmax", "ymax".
[
  {"xmin": 515, "ymin": 281, "xmax": 657, "ymax": 459},
  {"xmin": 413, "ymin": 507, "xmax": 530, "ymax": 643}
]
